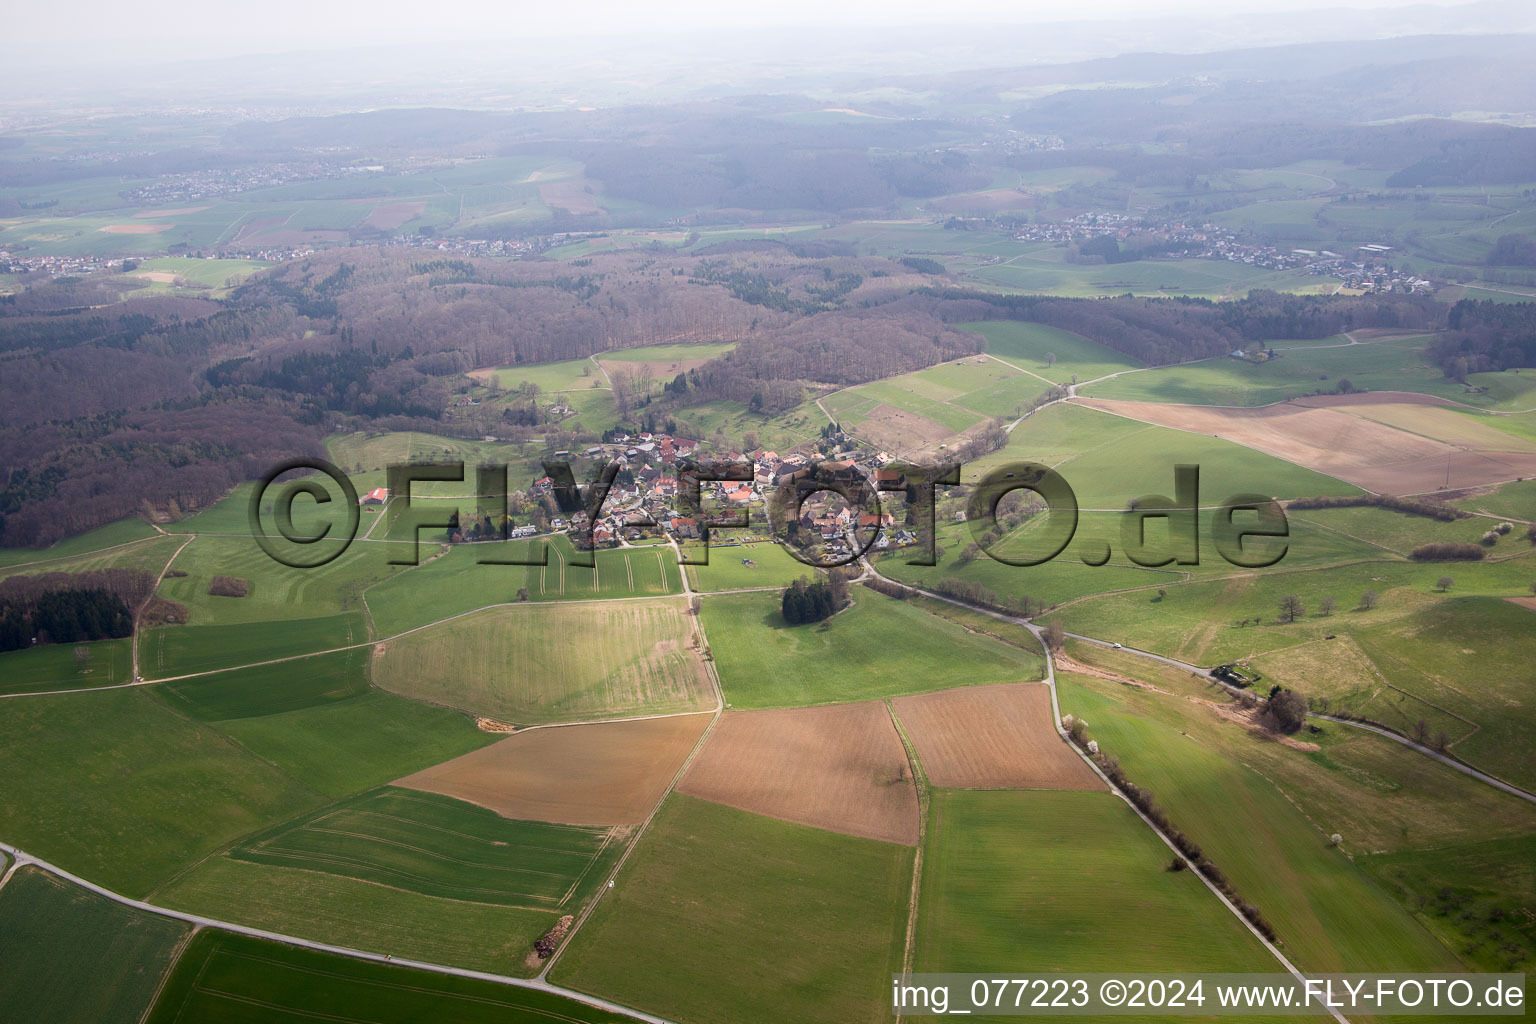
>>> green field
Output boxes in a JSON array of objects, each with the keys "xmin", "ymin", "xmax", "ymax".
[
  {"xmin": 1361, "ymin": 835, "xmax": 1536, "ymax": 974},
  {"xmin": 1352, "ymin": 597, "xmax": 1536, "ymax": 792},
  {"xmin": 916, "ymin": 790, "xmax": 1278, "ymax": 974},
  {"xmin": 825, "ymin": 356, "xmax": 1045, "ymax": 437},
  {"xmin": 685, "ymin": 540, "xmax": 819, "ymax": 591},
  {"xmin": 0, "ymin": 688, "xmax": 322, "ymax": 897},
  {"xmin": 152, "ymin": 645, "xmax": 493, "ymax": 797},
  {"xmin": 227, "ymin": 787, "xmax": 625, "ymax": 909},
  {"xmin": 154, "ymin": 856, "xmax": 557, "ymax": 975},
  {"xmin": 960, "ymin": 319, "xmax": 1142, "ymax": 384},
  {"xmin": 1078, "ymin": 334, "xmax": 1484, "ymax": 407},
  {"xmin": 701, "ymin": 587, "xmax": 1042, "ymax": 708},
  {"xmin": 145, "ymin": 929, "xmax": 634, "ymax": 1024},
  {"xmin": 0, "ymin": 867, "xmax": 190, "ymax": 1024},
  {"xmin": 211, "ymin": 689, "xmax": 495, "ymax": 798},
  {"xmin": 964, "ymin": 254, "xmax": 1339, "ymax": 299},
  {"xmin": 140, "ymin": 611, "xmax": 367, "ymax": 677},
  {"xmin": 475, "ymin": 356, "xmax": 600, "ymax": 393},
  {"xmin": 0, "ymin": 517, "xmax": 161, "ymax": 569},
  {"xmin": 1055, "ymin": 674, "xmax": 1472, "ymax": 974},
  {"xmin": 668, "ymin": 397, "xmax": 828, "ymax": 451},
  {"xmin": 364, "ymin": 535, "xmax": 682, "ymax": 637},
  {"xmin": 554, "ymin": 794, "xmax": 912, "ymax": 1024},
  {"xmin": 1054, "ymin": 554, "xmax": 1536, "ymax": 667},
  {"xmin": 157, "ymin": 647, "xmax": 371, "ymax": 719},
  {"xmin": 0, "ymin": 638, "xmax": 132, "ymax": 695},
  {"xmin": 371, "ymin": 599, "xmax": 713, "ymax": 725}
]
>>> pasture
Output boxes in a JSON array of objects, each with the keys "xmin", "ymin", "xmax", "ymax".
[
  {"xmin": 700, "ymin": 588, "xmax": 1042, "ymax": 708},
  {"xmin": 824, "ymin": 356, "xmax": 1046, "ymax": 452},
  {"xmin": 228, "ymin": 787, "xmax": 626, "ymax": 909},
  {"xmin": 155, "ymin": 856, "xmax": 556, "ymax": 975},
  {"xmin": 372, "ymin": 599, "xmax": 713, "ymax": 725},
  {"xmin": 553, "ymin": 794, "xmax": 912, "ymax": 1024},
  {"xmin": 364, "ymin": 536, "xmax": 682, "ymax": 637},
  {"xmin": 685, "ymin": 540, "xmax": 817, "ymax": 592},
  {"xmin": 677, "ymin": 702, "xmax": 919, "ymax": 843},
  {"xmin": 144, "ymin": 930, "xmax": 633, "ymax": 1024},
  {"xmin": 213, "ymin": 688, "xmax": 494, "ymax": 798},
  {"xmin": 0, "ymin": 638, "xmax": 132, "ymax": 695},
  {"xmin": 959, "ymin": 319, "xmax": 1141, "ymax": 384},
  {"xmin": 893, "ymin": 683, "xmax": 1101, "ymax": 790},
  {"xmin": 915, "ymin": 790, "xmax": 1277, "ymax": 973},
  {"xmin": 1055, "ymin": 674, "xmax": 1475, "ymax": 973},
  {"xmin": 0, "ymin": 867, "xmax": 189, "ymax": 1024},
  {"xmin": 157, "ymin": 647, "xmax": 371, "ymax": 720},
  {"xmin": 1078, "ymin": 333, "xmax": 1488, "ymax": 408},
  {"xmin": 1054, "ymin": 555, "xmax": 1536, "ymax": 668},
  {"xmin": 0, "ymin": 517, "xmax": 161, "ymax": 569},
  {"xmin": 1353, "ymin": 597, "xmax": 1536, "ymax": 792},
  {"xmin": 963, "ymin": 253, "xmax": 1339, "ymax": 299},
  {"xmin": 140, "ymin": 611, "xmax": 367, "ymax": 677},
  {"xmin": 397, "ymin": 713, "xmax": 711, "ymax": 825},
  {"xmin": 1077, "ymin": 395, "xmax": 1536, "ymax": 495},
  {"xmin": 0, "ymin": 688, "xmax": 321, "ymax": 897}
]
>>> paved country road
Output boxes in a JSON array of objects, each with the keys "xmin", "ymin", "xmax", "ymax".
[{"xmin": 0, "ymin": 841, "xmax": 673, "ymax": 1024}]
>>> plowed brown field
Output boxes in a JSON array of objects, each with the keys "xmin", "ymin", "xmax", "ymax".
[
  {"xmin": 1077, "ymin": 396, "xmax": 1536, "ymax": 494},
  {"xmin": 893, "ymin": 682, "xmax": 1102, "ymax": 790},
  {"xmin": 677, "ymin": 702, "xmax": 919, "ymax": 844},
  {"xmin": 395, "ymin": 712, "xmax": 710, "ymax": 825}
]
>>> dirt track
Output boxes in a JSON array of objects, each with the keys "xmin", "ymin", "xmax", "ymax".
[
  {"xmin": 677, "ymin": 702, "xmax": 919, "ymax": 844},
  {"xmin": 893, "ymin": 683, "xmax": 1103, "ymax": 790},
  {"xmin": 396, "ymin": 713, "xmax": 710, "ymax": 825}
]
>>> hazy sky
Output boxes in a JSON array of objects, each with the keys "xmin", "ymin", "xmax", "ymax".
[{"xmin": 11, "ymin": 0, "xmax": 1492, "ymax": 68}]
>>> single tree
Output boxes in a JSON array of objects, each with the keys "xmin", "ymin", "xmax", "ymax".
[
  {"xmin": 1044, "ymin": 352, "xmax": 1057, "ymax": 367},
  {"xmin": 1360, "ymin": 588, "xmax": 1379, "ymax": 610},
  {"xmin": 1413, "ymin": 718, "xmax": 1429, "ymax": 744},
  {"xmin": 1278, "ymin": 594, "xmax": 1305, "ymax": 623},
  {"xmin": 1436, "ymin": 575, "xmax": 1455, "ymax": 593},
  {"xmin": 1319, "ymin": 594, "xmax": 1336, "ymax": 616},
  {"xmin": 1267, "ymin": 689, "xmax": 1310, "ymax": 733},
  {"xmin": 1043, "ymin": 620, "xmax": 1066, "ymax": 651}
]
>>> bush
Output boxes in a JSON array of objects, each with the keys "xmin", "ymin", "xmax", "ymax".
[
  {"xmin": 1266, "ymin": 689, "xmax": 1310, "ymax": 733},
  {"xmin": 1408, "ymin": 542, "xmax": 1485, "ymax": 562},
  {"xmin": 207, "ymin": 576, "xmax": 249, "ymax": 597}
]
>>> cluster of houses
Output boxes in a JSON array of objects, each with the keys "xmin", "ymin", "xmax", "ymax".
[
  {"xmin": 516, "ymin": 433, "xmax": 921, "ymax": 555},
  {"xmin": 1000, "ymin": 211, "xmax": 1434, "ymax": 294}
]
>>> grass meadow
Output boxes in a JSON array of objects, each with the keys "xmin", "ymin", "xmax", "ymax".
[
  {"xmin": 228, "ymin": 787, "xmax": 625, "ymax": 909},
  {"xmin": 372, "ymin": 599, "xmax": 712, "ymax": 725},
  {"xmin": 0, "ymin": 638, "xmax": 132, "ymax": 695},
  {"xmin": 0, "ymin": 867, "xmax": 189, "ymax": 1024},
  {"xmin": 553, "ymin": 794, "xmax": 911, "ymax": 1024},
  {"xmin": 915, "ymin": 790, "xmax": 1279, "ymax": 975},
  {"xmin": 1055, "ymin": 673, "xmax": 1478, "ymax": 974},
  {"xmin": 144, "ymin": 929, "xmax": 633, "ymax": 1023},
  {"xmin": 701, "ymin": 588, "xmax": 1042, "ymax": 708},
  {"xmin": 364, "ymin": 535, "xmax": 682, "ymax": 637},
  {"xmin": 0, "ymin": 688, "xmax": 322, "ymax": 897},
  {"xmin": 959, "ymin": 319, "xmax": 1142, "ymax": 384}
]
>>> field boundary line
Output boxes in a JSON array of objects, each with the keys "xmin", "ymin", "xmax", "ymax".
[
  {"xmin": 2, "ymin": 591, "xmax": 696, "ymax": 700},
  {"xmin": 132, "ymin": 533, "xmax": 195, "ymax": 683},
  {"xmin": 860, "ymin": 557, "xmax": 1351, "ymax": 1018},
  {"xmin": 0, "ymin": 843, "xmax": 673, "ymax": 1024},
  {"xmin": 538, "ymin": 539, "xmax": 725, "ymax": 982},
  {"xmin": 885, "ymin": 699, "xmax": 929, "ymax": 1022}
]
